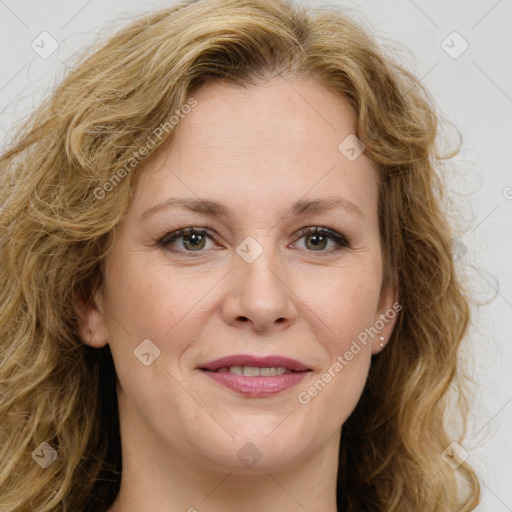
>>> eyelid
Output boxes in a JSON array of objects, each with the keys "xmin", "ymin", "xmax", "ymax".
[
  {"xmin": 157, "ymin": 225, "xmax": 351, "ymax": 255},
  {"xmin": 293, "ymin": 226, "xmax": 351, "ymax": 249},
  {"xmin": 157, "ymin": 226, "xmax": 219, "ymax": 251}
]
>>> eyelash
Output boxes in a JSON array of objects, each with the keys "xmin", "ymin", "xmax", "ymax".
[{"xmin": 156, "ymin": 225, "xmax": 351, "ymax": 256}]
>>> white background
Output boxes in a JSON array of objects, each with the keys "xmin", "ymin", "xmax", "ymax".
[{"xmin": 0, "ymin": 0, "xmax": 511, "ymax": 509}]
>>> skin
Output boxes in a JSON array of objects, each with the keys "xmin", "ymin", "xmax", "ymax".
[{"xmin": 75, "ymin": 77, "xmax": 398, "ymax": 512}]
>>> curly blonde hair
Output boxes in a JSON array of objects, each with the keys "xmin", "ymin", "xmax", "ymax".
[{"xmin": 0, "ymin": 0, "xmax": 481, "ymax": 510}]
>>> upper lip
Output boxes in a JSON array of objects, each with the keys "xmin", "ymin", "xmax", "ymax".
[{"xmin": 199, "ymin": 355, "xmax": 311, "ymax": 372}]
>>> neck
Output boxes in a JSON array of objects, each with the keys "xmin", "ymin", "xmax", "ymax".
[{"xmin": 108, "ymin": 401, "xmax": 341, "ymax": 512}]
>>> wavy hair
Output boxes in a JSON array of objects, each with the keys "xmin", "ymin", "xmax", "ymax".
[{"xmin": 0, "ymin": 0, "xmax": 481, "ymax": 510}]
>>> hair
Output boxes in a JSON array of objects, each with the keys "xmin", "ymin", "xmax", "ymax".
[{"xmin": 0, "ymin": 0, "xmax": 481, "ymax": 510}]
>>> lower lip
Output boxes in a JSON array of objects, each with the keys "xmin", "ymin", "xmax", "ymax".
[{"xmin": 201, "ymin": 370, "xmax": 310, "ymax": 397}]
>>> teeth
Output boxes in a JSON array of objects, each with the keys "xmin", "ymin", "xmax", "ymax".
[
  {"xmin": 243, "ymin": 366, "xmax": 260, "ymax": 377},
  {"xmin": 261, "ymin": 367, "xmax": 287, "ymax": 376},
  {"xmin": 216, "ymin": 366, "xmax": 289, "ymax": 376}
]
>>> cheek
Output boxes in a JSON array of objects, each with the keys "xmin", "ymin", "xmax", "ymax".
[
  {"xmin": 311, "ymin": 265, "xmax": 382, "ymax": 352},
  {"xmin": 103, "ymin": 257, "xmax": 225, "ymax": 382},
  {"xmin": 300, "ymin": 274, "xmax": 378, "ymax": 428},
  {"xmin": 105, "ymin": 256, "xmax": 202, "ymax": 336}
]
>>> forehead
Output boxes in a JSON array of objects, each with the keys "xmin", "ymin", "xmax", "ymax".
[
  {"xmin": 176, "ymin": 78, "xmax": 358, "ymax": 151},
  {"xmin": 131, "ymin": 78, "xmax": 378, "ymax": 221}
]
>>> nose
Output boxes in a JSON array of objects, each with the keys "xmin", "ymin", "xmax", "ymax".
[{"xmin": 221, "ymin": 245, "xmax": 298, "ymax": 332}]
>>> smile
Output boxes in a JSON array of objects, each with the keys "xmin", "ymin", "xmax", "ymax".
[
  {"xmin": 213, "ymin": 366, "xmax": 291, "ymax": 376},
  {"xmin": 198, "ymin": 354, "xmax": 312, "ymax": 397}
]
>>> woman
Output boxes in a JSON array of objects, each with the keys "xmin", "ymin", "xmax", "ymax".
[{"xmin": 0, "ymin": 0, "xmax": 481, "ymax": 510}]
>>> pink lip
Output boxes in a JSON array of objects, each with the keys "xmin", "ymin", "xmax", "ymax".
[
  {"xmin": 198, "ymin": 354, "xmax": 312, "ymax": 397},
  {"xmin": 199, "ymin": 355, "xmax": 310, "ymax": 372}
]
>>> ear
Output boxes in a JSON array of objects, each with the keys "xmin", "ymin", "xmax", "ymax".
[
  {"xmin": 74, "ymin": 289, "xmax": 109, "ymax": 348},
  {"xmin": 371, "ymin": 274, "xmax": 400, "ymax": 355}
]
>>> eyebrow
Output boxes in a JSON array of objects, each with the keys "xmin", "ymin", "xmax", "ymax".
[{"xmin": 140, "ymin": 196, "xmax": 364, "ymax": 221}]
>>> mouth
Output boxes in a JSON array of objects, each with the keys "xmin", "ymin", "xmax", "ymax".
[
  {"xmin": 198, "ymin": 355, "xmax": 312, "ymax": 397},
  {"xmin": 205, "ymin": 366, "xmax": 296, "ymax": 376}
]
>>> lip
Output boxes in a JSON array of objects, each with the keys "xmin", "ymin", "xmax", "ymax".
[
  {"xmin": 198, "ymin": 354, "xmax": 312, "ymax": 398},
  {"xmin": 199, "ymin": 354, "xmax": 311, "ymax": 372}
]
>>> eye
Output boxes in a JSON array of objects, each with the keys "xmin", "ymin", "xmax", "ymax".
[
  {"xmin": 157, "ymin": 225, "xmax": 351, "ymax": 256},
  {"xmin": 293, "ymin": 226, "xmax": 351, "ymax": 253},
  {"xmin": 157, "ymin": 227, "xmax": 217, "ymax": 254}
]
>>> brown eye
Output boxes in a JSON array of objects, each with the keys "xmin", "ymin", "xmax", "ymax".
[
  {"xmin": 157, "ymin": 225, "xmax": 350, "ymax": 257},
  {"xmin": 158, "ymin": 228, "xmax": 215, "ymax": 253},
  {"xmin": 295, "ymin": 227, "xmax": 351, "ymax": 253},
  {"xmin": 181, "ymin": 231, "xmax": 207, "ymax": 251},
  {"xmin": 304, "ymin": 232, "xmax": 328, "ymax": 251}
]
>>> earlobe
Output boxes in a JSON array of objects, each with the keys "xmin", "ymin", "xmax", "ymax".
[
  {"xmin": 372, "ymin": 279, "xmax": 400, "ymax": 355},
  {"xmin": 74, "ymin": 292, "xmax": 109, "ymax": 348}
]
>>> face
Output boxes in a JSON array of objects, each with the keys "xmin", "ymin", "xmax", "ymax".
[{"xmin": 76, "ymin": 77, "xmax": 398, "ymax": 474}]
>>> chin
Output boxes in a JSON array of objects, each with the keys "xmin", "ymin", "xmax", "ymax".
[
  {"xmin": 206, "ymin": 443, "xmax": 307, "ymax": 475},
  {"xmin": 182, "ymin": 427, "xmax": 310, "ymax": 474}
]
